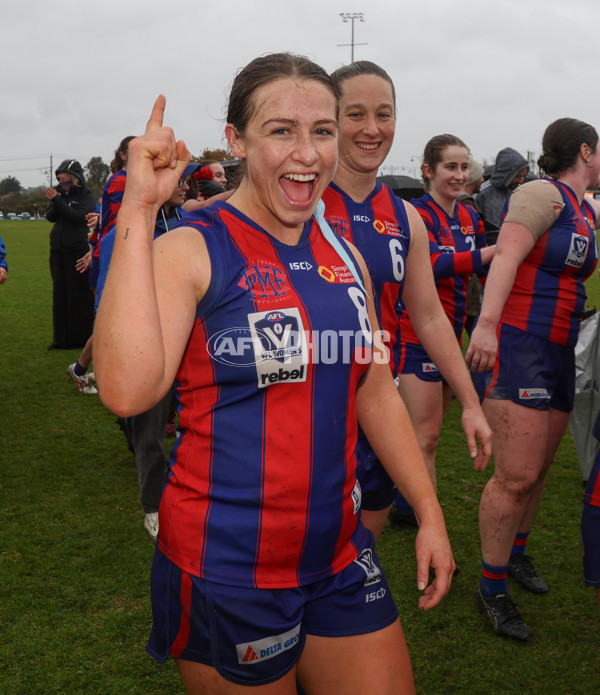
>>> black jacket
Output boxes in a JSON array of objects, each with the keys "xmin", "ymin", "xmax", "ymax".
[{"xmin": 46, "ymin": 183, "xmax": 95, "ymax": 253}]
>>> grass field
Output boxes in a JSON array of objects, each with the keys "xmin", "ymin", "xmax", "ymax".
[{"xmin": 1, "ymin": 221, "xmax": 599, "ymax": 694}]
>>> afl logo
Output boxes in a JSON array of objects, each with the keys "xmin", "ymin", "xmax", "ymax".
[
  {"xmin": 265, "ymin": 311, "xmax": 286, "ymax": 322},
  {"xmin": 207, "ymin": 327, "xmax": 270, "ymax": 367}
]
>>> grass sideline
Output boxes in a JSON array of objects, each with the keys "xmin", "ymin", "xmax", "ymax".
[{"xmin": 1, "ymin": 221, "xmax": 599, "ymax": 694}]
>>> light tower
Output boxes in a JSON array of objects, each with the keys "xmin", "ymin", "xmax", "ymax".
[{"xmin": 338, "ymin": 12, "xmax": 366, "ymax": 63}]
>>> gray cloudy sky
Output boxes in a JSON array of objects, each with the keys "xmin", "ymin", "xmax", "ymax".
[{"xmin": 2, "ymin": 0, "xmax": 599, "ymax": 188}]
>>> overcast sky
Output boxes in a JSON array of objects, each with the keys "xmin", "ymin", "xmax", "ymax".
[{"xmin": 3, "ymin": 0, "xmax": 600, "ymax": 189}]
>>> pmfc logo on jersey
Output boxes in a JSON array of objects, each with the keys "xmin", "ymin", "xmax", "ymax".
[
  {"xmin": 238, "ymin": 261, "xmax": 290, "ymax": 301},
  {"xmin": 325, "ymin": 215, "xmax": 351, "ymax": 239},
  {"xmin": 248, "ymin": 308, "xmax": 308, "ymax": 388}
]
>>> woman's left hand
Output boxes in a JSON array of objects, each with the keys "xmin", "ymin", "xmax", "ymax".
[
  {"xmin": 75, "ymin": 251, "xmax": 91, "ymax": 273},
  {"xmin": 414, "ymin": 517, "xmax": 455, "ymax": 610}
]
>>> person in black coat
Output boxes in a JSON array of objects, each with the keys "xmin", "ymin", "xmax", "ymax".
[{"xmin": 44, "ymin": 160, "xmax": 96, "ymax": 350}]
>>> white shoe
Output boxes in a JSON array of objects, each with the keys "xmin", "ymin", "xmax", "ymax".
[
  {"xmin": 67, "ymin": 363, "xmax": 98, "ymax": 394},
  {"xmin": 144, "ymin": 512, "xmax": 159, "ymax": 540}
]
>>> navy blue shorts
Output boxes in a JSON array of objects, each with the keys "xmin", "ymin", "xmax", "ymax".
[
  {"xmin": 356, "ymin": 433, "xmax": 396, "ymax": 511},
  {"xmin": 397, "ymin": 341, "xmax": 443, "ymax": 382},
  {"xmin": 471, "ymin": 324, "xmax": 575, "ymax": 412},
  {"xmin": 146, "ymin": 535, "xmax": 398, "ymax": 686},
  {"xmin": 582, "ymin": 449, "xmax": 600, "ymax": 588}
]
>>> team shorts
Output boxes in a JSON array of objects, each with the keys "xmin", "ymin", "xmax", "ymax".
[
  {"xmin": 146, "ymin": 535, "xmax": 398, "ymax": 686},
  {"xmin": 471, "ymin": 323, "xmax": 575, "ymax": 412},
  {"xmin": 397, "ymin": 341, "xmax": 443, "ymax": 382},
  {"xmin": 356, "ymin": 433, "xmax": 396, "ymax": 511},
  {"xmin": 582, "ymin": 447, "xmax": 600, "ymax": 588}
]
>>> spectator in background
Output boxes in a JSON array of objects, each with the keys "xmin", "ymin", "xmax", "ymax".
[
  {"xmin": 0, "ymin": 234, "xmax": 7, "ymax": 285},
  {"xmin": 207, "ymin": 160, "xmax": 228, "ymax": 189},
  {"xmin": 475, "ymin": 147, "xmax": 529, "ymax": 239},
  {"xmin": 44, "ymin": 160, "xmax": 95, "ymax": 350},
  {"xmin": 66, "ymin": 137, "xmax": 135, "ymax": 395},
  {"xmin": 461, "ymin": 158, "xmax": 485, "ymax": 208},
  {"xmin": 461, "ymin": 159, "xmax": 486, "ymax": 335}
]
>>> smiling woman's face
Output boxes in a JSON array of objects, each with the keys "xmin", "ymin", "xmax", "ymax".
[
  {"xmin": 336, "ymin": 74, "xmax": 396, "ymax": 177},
  {"xmin": 226, "ymin": 77, "xmax": 339, "ymax": 238}
]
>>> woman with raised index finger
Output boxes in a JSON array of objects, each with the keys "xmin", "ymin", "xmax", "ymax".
[{"xmin": 94, "ymin": 53, "xmax": 453, "ymax": 694}]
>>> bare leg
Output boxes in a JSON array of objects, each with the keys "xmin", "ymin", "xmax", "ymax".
[
  {"xmin": 176, "ymin": 659, "xmax": 298, "ymax": 695},
  {"xmin": 479, "ymin": 399, "xmax": 550, "ymax": 567},
  {"xmin": 78, "ymin": 333, "xmax": 94, "ymax": 370},
  {"xmin": 297, "ymin": 619, "xmax": 415, "ymax": 695},
  {"xmin": 516, "ymin": 408, "xmax": 570, "ymax": 534},
  {"xmin": 396, "ymin": 374, "xmax": 444, "ymax": 489}
]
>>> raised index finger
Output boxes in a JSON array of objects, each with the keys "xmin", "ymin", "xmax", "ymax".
[{"xmin": 145, "ymin": 95, "xmax": 167, "ymax": 134}]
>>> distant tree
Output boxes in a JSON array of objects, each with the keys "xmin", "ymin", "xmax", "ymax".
[
  {"xmin": 0, "ymin": 176, "xmax": 22, "ymax": 195},
  {"xmin": 192, "ymin": 148, "xmax": 235, "ymax": 163},
  {"xmin": 84, "ymin": 157, "xmax": 110, "ymax": 199}
]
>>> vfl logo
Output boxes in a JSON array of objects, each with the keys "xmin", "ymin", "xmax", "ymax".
[
  {"xmin": 422, "ymin": 362, "xmax": 439, "ymax": 374},
  {"xmin": 248, "ymin": 308, "xmax": 308, "ymax": 388},
  {"xmin": 565, "ymin": 233, "xmax": 589, "ymax": 269},
  {"xmin": 236, "ymin": 624, "xmax": 301, "ymax": 665},
  {"xmin": 238, "ymin": 261, "xmax": 290, "ymax": 301},
  {"xmin": 353, "ymin": 548, "xmax": 382, "ymax": 586}
]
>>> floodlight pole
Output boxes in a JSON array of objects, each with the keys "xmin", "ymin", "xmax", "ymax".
[{"xmin": 339, "ymin": 12, "xmax": 366, "ymax": 63}]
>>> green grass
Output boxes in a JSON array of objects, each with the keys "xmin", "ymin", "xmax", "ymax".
[{"xmin": 1, "ymin": 221, "xmax": 599, "ymax": 694}]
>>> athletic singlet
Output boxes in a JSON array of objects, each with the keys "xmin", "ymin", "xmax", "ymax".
[
  {"xmin": 158, "ymin": 202, "xmax": 371, "ymax": 589},
  {"xmin": 501, "ymin": 180, "xmax": 598, "ymax": 346},
  {"xmin": 397, "ymin": 193, "xmax": 488, "ymax": 343},
  {"xmin": 322, "ymin": 181, "xmax": 411, "ymax": 374}
]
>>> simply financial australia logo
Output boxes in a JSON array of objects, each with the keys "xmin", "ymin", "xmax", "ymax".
[{"xmin": 206, "ymin": 307, "xmax": 389, "ymax": 387}]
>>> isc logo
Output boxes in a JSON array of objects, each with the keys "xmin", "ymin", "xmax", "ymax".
[
  {"xmin": 365, "ymin": 588, "xmax": 387, "ymax": 603},
  {"xmin": 289, "ymin": 261, "xmax": 313, "ymax": 271}
]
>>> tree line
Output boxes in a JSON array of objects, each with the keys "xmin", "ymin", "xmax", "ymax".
[{"xmin": 0, "ymin": 148, "xmax": 233, "ymax": 217}]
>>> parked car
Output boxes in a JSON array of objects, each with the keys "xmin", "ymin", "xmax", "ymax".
[
  {"xmin": 6, "ymin": 212, "xmax": 17, "ymax": 219},
  {"xmin": 19, "ymin": 212, "xmax": 31, "ymax": 219}
]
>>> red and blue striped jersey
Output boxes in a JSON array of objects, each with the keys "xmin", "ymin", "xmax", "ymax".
[
  {"xmin": 91, "ymin": 170, "xmax": 126, "ymax": 259},
  {"xmin": 397, "ymin": 193, "xmax": 488, "ymax": 343},
  {"xmin": 501, "ymin": 180, "xmax": 597, "ymax": 346},
  {"xmin": 322, "ymin": 181, "xmax": 411, "ymax": 373},
  {"xmin": 158, "ymin": 202, "xmax": 371, "ymax": 589}
]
